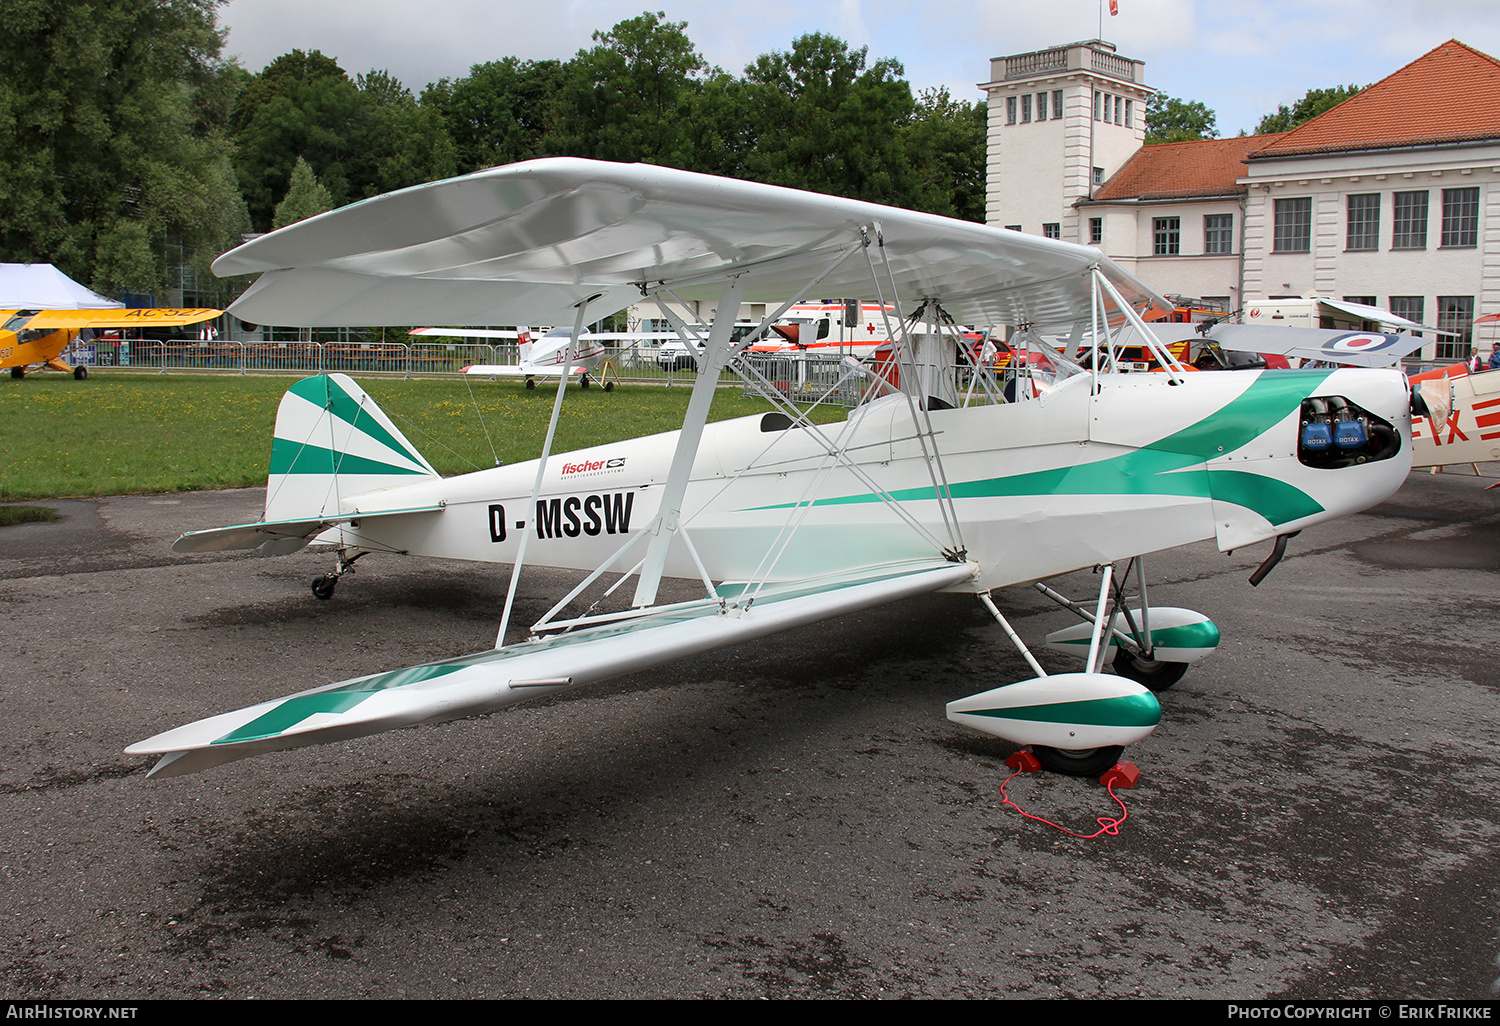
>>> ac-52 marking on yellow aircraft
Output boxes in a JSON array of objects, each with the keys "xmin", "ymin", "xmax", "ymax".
[{"xmin": 1, "ymin": 307, "xmax": 223, "ymax": 380}]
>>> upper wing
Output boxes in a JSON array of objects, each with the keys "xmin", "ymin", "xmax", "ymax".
[
  {"xmin": 24, "ymin": 308, "xmax": 222, "ymax": 330},
  {"xmin": 215, "ymin": 158, "xmax": 1167, "ymax": 330}
]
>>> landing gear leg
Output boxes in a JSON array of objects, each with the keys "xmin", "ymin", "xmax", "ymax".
[{"xmin": 310, "ymin": 550, "xmax": 365, "ymax": 600}]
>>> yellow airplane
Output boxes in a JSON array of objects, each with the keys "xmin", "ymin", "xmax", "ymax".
[{"xmin": 1, "ymin": 307, "xmax": 222, "ymax": 379}]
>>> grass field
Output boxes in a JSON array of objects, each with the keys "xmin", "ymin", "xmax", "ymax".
[{"xmin": 0, "ymin": 371, "xmax": 844, "ymax": 500}]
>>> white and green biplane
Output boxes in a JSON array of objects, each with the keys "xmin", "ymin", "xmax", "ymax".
[{"xmin": 129, "ymin": 158, "xmax": 1415, "ymax": 780}]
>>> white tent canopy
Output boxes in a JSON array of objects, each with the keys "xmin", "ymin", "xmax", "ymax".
[{"xmin": 0, "ymin": 263, "xmax": 122, "ymax": 310}]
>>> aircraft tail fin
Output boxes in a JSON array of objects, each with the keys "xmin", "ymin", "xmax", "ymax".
[{"xmin": 264, "ymin": 373, "xmax": 439, "ymax": 523}]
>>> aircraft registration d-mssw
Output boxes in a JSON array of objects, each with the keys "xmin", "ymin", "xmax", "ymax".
[{"xmin": 130, "ymin": 158, "xmax": 1415, "ymax": 780}]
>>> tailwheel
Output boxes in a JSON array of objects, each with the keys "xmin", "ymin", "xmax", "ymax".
[
  {"xmin": 1111, "ymin": 647, "xmax": 1189, "ymax": 691},
  {"xmin": 310, "ymin": 575, "xmax": 338, "ymax": 601},
  {"xmin": 1031, "ymin": 745, "xmax": 1124, "ymax": 777}
]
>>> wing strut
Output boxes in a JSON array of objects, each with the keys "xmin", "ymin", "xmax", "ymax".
[
  {"xmin": 863, "ymin": 229, "xmax": 966, "ymax": 559},
  {"xmin": 496, "ymin": 293, "xmax": 600, "ymax": 647},
  {"xmin": 629, "ymin": 238, "xmax": 872, "ymax": 609}
]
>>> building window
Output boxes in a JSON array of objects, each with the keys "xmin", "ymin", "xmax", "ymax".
[
  {"xmin": 1043, "ymin": 222, "xmax": 1061, "ymax": 239},
  {"xmin": 1094, "ymin": 91, "xmax": 1101, "ymax": 121},
  {"xmin": 1052, "ymin": 90, "xmax": 1063, "ymax": 119},
  {"xmin": 1273, "ymin": 198, "xmax": 1312, "ymax": 253},
  {"xmin": 1346, "ymin": 193, "xmax": 1380, "ymax": 251},
  {"xmin": 1089, "ymin": 217, "xmax": 1102, "ymax": 244},
  {"xmin": 1004, "ymin": 224, "xmax": 1022, "ymax": 232},
  {"xmin": 1124, "ymin": 99, "xmax": 1132, "ymax": 128},
  {"xmin": 1036, "ymin": 93, "xmax": 1048, "ymax": 121},
  {"xmin": 1006, "ymin": 96, "xmax": 1017, "ymax": 125},
  {"xmin": 1092, "ymin": 166, "xmax": 1103, "ymax": 186},
  {"xmin": 1204, "ymin": 213, "xmax": 1233, "ymax": 255},
  {"xmin": 1437, "ymin": 295, "xmax": 1474, "ymax": 360},
  {"xmin": 1392, "ymin": 191, "xmax": 1428, "ymax": 249},
  {"xmin": 1114, "ymin": 96, "xmax": 1123, "ymax": 124},
  {"xmin": 1021, "ymin": 93, "xmax": 1031, "ymax": 123},
  {"xmin": 1389, "ymin": 296, "xmax": 1424, "ymax": 338},
  {"xmin": 1342, "ymin": 295, "xmax": 1377, "ymax": 306},
  {"xmin": 1153, "ymin": 217, "xmax": 1181, "ymax": 256},
  {"xmin": 1441, "ymin": 187, "xmax": 1479, "ymax": 248}
]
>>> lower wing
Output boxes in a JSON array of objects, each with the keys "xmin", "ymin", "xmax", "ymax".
[{"xmin": 128, "ymin": 558, "xmax": 975, "ymax": 777}]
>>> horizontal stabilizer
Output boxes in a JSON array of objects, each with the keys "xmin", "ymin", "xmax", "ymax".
[
  {"xmin": 129, "ymin": 558, "xmax": 976, "ymax": 777},
  {"xmin": 172, "ymin": 503, "xmax": 445, "ymax": 555}
]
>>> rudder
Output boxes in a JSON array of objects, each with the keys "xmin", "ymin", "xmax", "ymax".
[{"xmin": 264, "ymin": 374, "xmax": 439, "ymax": 522}]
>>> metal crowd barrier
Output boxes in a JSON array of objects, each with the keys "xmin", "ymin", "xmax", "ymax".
[{"xmin": 65, "ymin": 337, "xmax": 803, "ymax": 391}]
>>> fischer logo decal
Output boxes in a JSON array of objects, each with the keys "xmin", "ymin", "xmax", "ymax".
[{"xmin": 561, "ymin": 456, "xmax": 627, "ymax": 478}]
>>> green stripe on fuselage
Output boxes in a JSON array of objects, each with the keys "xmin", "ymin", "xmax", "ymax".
[{"xmin": 745, "ymin": 371, "xmax": 1332, "ymax": 527}]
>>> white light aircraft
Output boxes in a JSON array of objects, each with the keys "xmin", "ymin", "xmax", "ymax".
[
  {"xmin": 411, "ymin": 324, "xmax": 684, "ymax": 390},
  {"xmin": 129, "ymin": 158, "xmax": 1415, "ymax": 780}
]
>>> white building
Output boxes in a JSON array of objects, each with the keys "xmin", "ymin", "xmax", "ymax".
[{"xmin": 986, "ymin": 38, "xmax": 1500, "ymax": 362}]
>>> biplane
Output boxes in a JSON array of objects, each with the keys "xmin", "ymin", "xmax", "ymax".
[{"xmin": 129, "ymin": 158, "xmax": 1415, "ymax": 780}]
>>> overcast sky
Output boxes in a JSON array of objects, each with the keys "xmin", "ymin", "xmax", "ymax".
[{"xmin": 218, "ymin": 0, "xmax": 1500, "ymax": 139}]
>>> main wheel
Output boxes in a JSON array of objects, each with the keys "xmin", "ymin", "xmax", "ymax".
[
  {"xmin": 1031, "ymin": 745, "xmax": 1124, "ymax": 777},
  {"xmin": 525, "ymin": 378, "xmax": 536, "ymax": 390},
  {"xmin": 1112, "ymin": 647, "xmax": 1189, "ymax": 691},
  {"xmin": 11, "ymin": 367, "xmax": 23, "ymax": 379},
  {"xmin": 310, "ymin": 575, "xmax": 337, "ymax": 600},
  {"xmin": 580, "ymin": 374, "xmax": 590, "ymax": 389},
  {"xmin": 604, "ymin": 381, "xmax": 615, "ymax": 392},
  {"xmin": 73, "ymin": 366, "xmax": 88, "ymax": 380}
]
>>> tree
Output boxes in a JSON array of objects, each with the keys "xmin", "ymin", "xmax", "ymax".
[
  {"xmin": 230, "ymin": 50, "xmax": 366, "ymax": 231},
  {"xmin": 355, "ymin": 70, "xmax": 457, "ymax": 197},
  {"xmin": 0, "ymin": 0, "xmax": 250, "ymax": 301},
  {"xmin": 1145, "ymin": 93, "xmax": 1217, "ymax": 144},
  {"xmin": 740, "ymin": 33, "xmax": 917, "ymax": 206},
  {"xmin": 1255, "ymin": 85, "xmax": 1364, "ymax": 135},
  {"xmin": 272, "ymin": 157, "xmax": 333, "ymax": 228},
  {"xmin": 424, "ymin": 57, "xmax": 566, "ymax": 172},
  {"xmin": 902, "ymin": 87, "xmax": 987, "ymax": 222},
  {"xmin": 549, "ymin": 11, "xmax": 708, "ymax": 164}
]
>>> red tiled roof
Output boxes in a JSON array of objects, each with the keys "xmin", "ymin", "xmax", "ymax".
[
  {"xmin": 1090, "ymin": 134, "xmax": 1287, "ymax": 201},
  {"xmin": 1250, "ymin": 40, "xmax": 1500, "ymax": 158}
]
